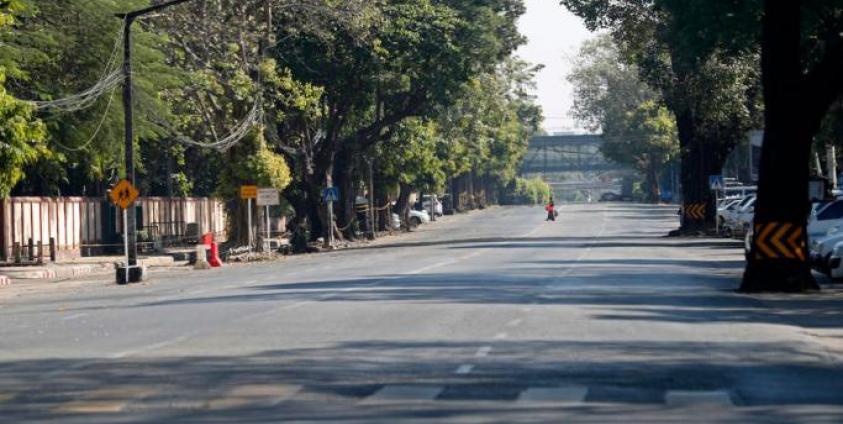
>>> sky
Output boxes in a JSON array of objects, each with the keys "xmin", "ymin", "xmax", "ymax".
[{"xmin": 516, "ymin": 0, "xmax": 597, "ymax": 134}]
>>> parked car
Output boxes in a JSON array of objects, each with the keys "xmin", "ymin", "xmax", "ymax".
[
  {"xmin": 717, "ymin": 198, "xmax": 742, "ymax": 230},
  {"xmin": 809, "ymin": 226, "xmax": 843, "ymax": 274},
  {"xmin": 390, "ymin": 209, "xmax": 430, "ymax": 228},
  {"xmin": 422, "ymin": 195, "xmax": 444, "ymax": 217},
  {"xmin": 600, "ymin": 192, "xmax": 621, "ymax": 202},
  {"xmin": 409, "ymin": 209, "xmax": 431, "ymax": 227},
  {"xmin": 827, "ymin": 241, "xmax": 843, "ymax": 279},
  {"xmin": 808, "ymin": 199, "xmax": 843, "ymax": 241},
  {"xmin": 723, "ymin": 195, "xmax": 756, "ymax": 237}
]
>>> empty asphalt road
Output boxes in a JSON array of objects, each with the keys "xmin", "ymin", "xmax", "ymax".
[{"xmin": 2, "ymin": 203, "xmax": 843, "ymax": 423}]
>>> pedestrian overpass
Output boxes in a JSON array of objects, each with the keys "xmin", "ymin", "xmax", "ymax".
[{"xmin": 520, "ymin": 134, "xmax": 634, "ymax": 201}]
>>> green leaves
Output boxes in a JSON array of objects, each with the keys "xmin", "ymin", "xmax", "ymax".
[{"xmin": 0, "ymin": 1, "xmax": 46, "ymax": 198}]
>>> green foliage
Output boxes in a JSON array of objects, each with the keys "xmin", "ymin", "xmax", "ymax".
[
  {"xmin": 502, "ymin": 177, "xmax": 552, "ymax": 206},
  {"xmin": 0, "ymin": 0, "xmax": 46, "ymax": 198},
  {"xmin": 378, "ymin": 118, "xmax": 446, "ymax": 193},
  {"xmin": 217, "ymin": 127, "xmax": 292, "ymax": 199},
  {"xmin": 2, "ymin": 0, "xmax": 179, "ymax": 194}
]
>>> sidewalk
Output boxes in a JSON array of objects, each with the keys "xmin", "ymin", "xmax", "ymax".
[{"xmin": 0, "ymin": 256, "xmax": 182, "ymax": 284}]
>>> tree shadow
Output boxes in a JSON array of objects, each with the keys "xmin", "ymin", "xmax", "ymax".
[{"xmin": 2, "ymin": 340, "xmax": 843, "ymax": 422}]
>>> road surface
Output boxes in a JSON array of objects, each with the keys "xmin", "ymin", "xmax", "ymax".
[{"xmin": 2, "ymin": 204, "xmax": 843, "ymax": 423}]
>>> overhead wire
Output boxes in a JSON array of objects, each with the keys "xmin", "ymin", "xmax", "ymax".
[{"xmin": 30, "ymin": 21, "xmax": 125, "ymax": 113}]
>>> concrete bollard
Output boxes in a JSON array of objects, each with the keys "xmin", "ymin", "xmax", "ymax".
[
  {"xmin": 49, "ymin": 237, "xmax": 56, "ymax": 263},
  {"xmin": 194, "ymin": 244, "xmax": 212, "ymax": 270},
  {"xmin": 208, "ymin": 242, "xmax": 223, "ymax": 268}
]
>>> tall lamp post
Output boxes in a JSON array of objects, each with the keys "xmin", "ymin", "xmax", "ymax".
[{"xmin": 116, "ymin": 0, "xmax": 194, "ymax": 282}]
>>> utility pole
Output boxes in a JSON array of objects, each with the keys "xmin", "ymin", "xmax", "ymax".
[{"xmin": 116, "ymin": 0, "xmax": 194, "ymax": 282}]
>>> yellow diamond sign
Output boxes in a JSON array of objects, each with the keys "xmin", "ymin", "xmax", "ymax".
[{"xmin": 110, "ymin": 179, "xmax": 140, "ymax": 210}]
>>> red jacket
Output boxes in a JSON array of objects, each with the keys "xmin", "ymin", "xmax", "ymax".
[{"xmin": 545, "ymin": 204, "xmax": 555, "ymax": 212}]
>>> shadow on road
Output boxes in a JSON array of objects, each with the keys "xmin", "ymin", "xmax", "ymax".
[{"xmin": 2, "ymin": 340, "xmax": 843, "ymax": 422}]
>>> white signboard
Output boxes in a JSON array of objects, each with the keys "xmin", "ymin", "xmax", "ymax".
[{"xmin": 256, "ymin": 188, "xmax": 280, "ymax": 206}]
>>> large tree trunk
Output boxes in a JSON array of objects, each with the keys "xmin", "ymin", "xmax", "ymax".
[
  {"xmin": 741, "ymin": 0, "xmax": 818, "ymax": 292},
  {"xmin": 395, "ymin": 182, "xmax": 412, "ymax": 231}
]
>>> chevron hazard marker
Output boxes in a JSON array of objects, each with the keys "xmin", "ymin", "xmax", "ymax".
[
  {"xmin": 753, "ymin": 222, "xmax": 806, "ymax": 261},
  {"xmin": 684, "ymin": 203, "xmax": 706, "ymax": 220}
]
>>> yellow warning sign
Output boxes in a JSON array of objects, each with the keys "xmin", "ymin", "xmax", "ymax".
[
  {"xmin": 240, "ymin": 185, "xmax": 258, "ymax": 200},
  {"xmin": 110, "ymin": 179, "xmax": 140, "ymax": 210}
]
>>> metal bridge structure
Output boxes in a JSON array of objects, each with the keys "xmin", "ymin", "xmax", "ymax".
[
  {"xmin": 521, "ymin": 135, "xmax": 627, "ymax": 174},
  {"xmin": 520, "ymin": 134, "xmax": 634, "ymax": 201}
]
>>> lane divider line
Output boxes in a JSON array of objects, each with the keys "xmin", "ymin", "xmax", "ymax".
[
  {"xmin": 474, "ymin": 346, "xmax": 492, "ymax": 358},
  {"xmin": 454, "ymin": 364, "xmax": 474, "ymax": 375}
]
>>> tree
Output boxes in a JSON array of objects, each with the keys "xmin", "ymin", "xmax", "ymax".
[
  {"xmin": 149, "ymin": 0, "xmax": 310, "ymax": 244},
  {"xmin": 568, "ymin": 35, "xmax": 678, "ymax": 202},
  {"xmin": 0, "ymin": 0, "xmax": 46, "ymax": 198},
  {"xmin": 741, "ymin": 1, "xmax": 843, "ymax": 292},
  {"xmin": 562, "ymin": 0, "xmax": 762, "ymax": 231},
  {"xmin": 273, "ymin": 0, "xmax": 526, "ymax": 241},
  {"xmin": 2, "ymin": 0, "xmax": 176, "ymax": 196},
  {"xmin": 603, "ymin": 101, "xmax": 678, "ymax": 202}
]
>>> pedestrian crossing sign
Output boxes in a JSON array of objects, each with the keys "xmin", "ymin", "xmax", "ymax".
[
  {"xmin": 709, "ymin": 175, "xmax": 724, "ymax": 190},
  {"xmin": 110, "ymin": 179, "xmax": 140, "ymax": 210}
]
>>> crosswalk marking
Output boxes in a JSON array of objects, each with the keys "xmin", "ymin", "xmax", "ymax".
[
  {"xmin": 360, "ymin": 385, "xmax": 443, "ymax": 404},
  {"xmin": 665, "ymin": 390, "xmax": 734, "ymax": 407},
  {"xmin": 206, "ymin": 384, "xmax": 301, "ymax": 410},
  {"xmin": 517, "ymin": 387, "xmax": 588, "ymax": 404}
]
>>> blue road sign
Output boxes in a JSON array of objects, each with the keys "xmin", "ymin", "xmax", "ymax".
[
  {"xmin": 322, "ymin": 187, "xmax": 340, "ymax": 202},
  {"xmin": 709, "ymin": 175, "xmax": 724, "ymax": 190}
]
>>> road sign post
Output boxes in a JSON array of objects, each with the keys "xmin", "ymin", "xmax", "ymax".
[
  {"xmin": 109, "ymin": 179, "xmax": 140, "ymax": 284},
  {"xmin": 241, "ymin": 186, "xmax": 258, "ymax": 250},
  {"xmin": 709, "ymin": 175, "xmax": 724, "ymax": 236},
  {"xmin": 257, "ymin": 189, "xmax": 280, "ymax": 252},
  {"xmin": 321, "ymin": 185, "xmax": 340, "ymax": 249},
  {"xmin": 115, "ymin": 0, "xmax": 194, "ymax": 283}
]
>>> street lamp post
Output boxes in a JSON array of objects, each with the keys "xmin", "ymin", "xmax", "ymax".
[{"xmin": 116, "ymin": 0, "xmax": 194, "ymax": 283}]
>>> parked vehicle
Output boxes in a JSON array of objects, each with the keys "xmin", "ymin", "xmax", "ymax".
[
  {"xmin": 723, "ymin": 195, "xmax": 756, "ymax": 237},
  {"xmin": 422, "ymin": 195, "xmax": 444, "ymax": 217},
  {"xmin": 809, "ymin": 226, "xmax": 843, "ymax": 274},
  {"xmin": 390, "ymin": 209, "xmax": 430, "ymax": 228},
  {"xmin": 827, "ymin": 240, "xmax": 843, "ymax": 279},
  {"xmin": 717, "ymin": 198, "xmax": 742, "ymax": 229},
  {"xmin": 808, "ymin": 199, "xmax": 843, "ymax": 241},
  {"xmin": 600, "ymin": 192, "xmax": 621, "ymax": 202}
]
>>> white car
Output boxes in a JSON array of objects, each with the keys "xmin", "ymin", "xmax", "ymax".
[
  {"xmin": 808, "ymin": 199, "xmax": 843, "ymax": 241},
  {"xmin": 810, "ymin": 226, "xmax": 843, "ymax": 272},
  {"xmin": 827, "ymin": 241, "xmax": 843, "ymax": 279},
  {"xmin": 422, "ymin": 195, "xmax": 444, "ymax": 217},
  {"xmin": 391, "ymin": 209, "xmax": 431, "ymax": 228},
  {"xmin": 724, "ymin": 196, "xmax": 756, "ymax": 237},
  {"xmin": 721, "ymin": 195, "xmax": 755, "ymax": 230}
]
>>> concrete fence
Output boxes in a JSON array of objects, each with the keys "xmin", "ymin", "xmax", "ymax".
[{"xmin": 0, "ymin": 197, "xmax": 227, "ymax": 261}]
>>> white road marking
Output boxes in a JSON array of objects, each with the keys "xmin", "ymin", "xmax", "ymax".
[
  {"xmin": 454, "ymin": 364, "xmax": 474, "ymax": 374},
  {"xmin": 60, "ymin": 313, "xmax": 88, "ymax": 321},
  {"xmin": 665, "ymin": 390, "xmax": 734, "ymax": 407},
  {"xmin": 361, "ymin": 386, "xmax": 442, "ymax": 404},
  {"xmin": 494, "ymin": 332, "xmax": 508, "ymax": 340},
  {"xmin": 474, "ymin": 346, "xmax": 492, "ymax": 358},
  {"xmin": 518, "ymin": 386, "xmax": 588, "ymax": 404},
  {"xmin": 506, "ymin": 318, "xmax": 523, "ymax": 328}
]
